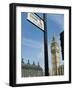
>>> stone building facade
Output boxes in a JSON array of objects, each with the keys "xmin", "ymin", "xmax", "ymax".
[
  {"xmin": 21, "ymin": 59, "xmax": 43, "ymax": 77},
  {"xmin": 58, "ymin": 64, "xmax": 64, "ymax": 75}
]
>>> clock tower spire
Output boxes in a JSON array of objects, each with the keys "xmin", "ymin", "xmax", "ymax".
[{"xmin": 51, "ymin": 34, "xmax": 60, "ymax": 75}]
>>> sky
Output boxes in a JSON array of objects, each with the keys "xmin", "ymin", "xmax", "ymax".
[{"xmin": 21, "ymin": 12, "xmax": 64, "ymax": 73}]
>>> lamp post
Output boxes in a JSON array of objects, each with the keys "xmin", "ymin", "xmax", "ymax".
[{"xmin": 43, "ymin": 14, "xmax": 49, "ymax": 76}]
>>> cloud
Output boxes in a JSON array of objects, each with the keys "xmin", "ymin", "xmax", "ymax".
[
  {"xmin": 47, "ymin": 14, "xmax": 64, "ymax": 30},
  {"xmin": 22, "ymin": 38, "xmax": 43, "ymax": 49}
]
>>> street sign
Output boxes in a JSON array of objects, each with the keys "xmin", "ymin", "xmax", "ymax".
[{"xmin": 27, "ymin": 13, "xmax": 44, "ymax": 30}]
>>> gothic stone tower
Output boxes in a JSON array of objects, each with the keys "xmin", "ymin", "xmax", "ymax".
[{"xmin": 51, "ymin": 35, "xmax": 60, "ymax": 75}]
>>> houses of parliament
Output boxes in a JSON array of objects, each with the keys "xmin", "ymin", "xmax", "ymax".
[{"xmin": 21, "ymin": 59, "xmax": 43, "ymax": 77}]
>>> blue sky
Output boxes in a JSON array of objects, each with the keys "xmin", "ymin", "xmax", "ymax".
[{"xmin": 21, "ymin": 12, "xmax": 64, "ymax": 72}]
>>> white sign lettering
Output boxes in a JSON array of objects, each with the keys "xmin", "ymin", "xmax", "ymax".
[{"xmin": 27, "ymin": 13, "xmax": 44, "ymax": 30}]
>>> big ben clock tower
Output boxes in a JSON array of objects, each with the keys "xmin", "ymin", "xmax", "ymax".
[{"xmin": 51, "ymin": 35, "xmax": 60, "ymax": 75}]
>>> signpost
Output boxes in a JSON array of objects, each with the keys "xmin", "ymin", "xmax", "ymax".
[
  {"xmin": 27, "ymin": 13, "xmax": 49, "ymax": 76},
  {"xmin": 43, "ymin": 14, "xmax": 49, "ymax": 76},
  {"xmin": 27, "ymin": 13, "xmax": 44, "ymax": 30}
]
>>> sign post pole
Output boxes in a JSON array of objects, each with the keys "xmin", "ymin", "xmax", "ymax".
[{"xmin": 43, "ymin": 14, "xmax": 49, "ymax": 76}]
